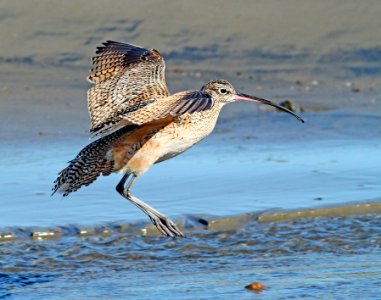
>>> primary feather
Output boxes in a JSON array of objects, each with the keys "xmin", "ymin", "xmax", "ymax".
[{"xmin": 87, "ymin": 41, "xmax": 169, "ymax": 135}]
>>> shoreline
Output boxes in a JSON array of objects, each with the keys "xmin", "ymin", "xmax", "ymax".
[{"xmin": 1, "ymin": 198, "xmax": 381, "ymax": 242}]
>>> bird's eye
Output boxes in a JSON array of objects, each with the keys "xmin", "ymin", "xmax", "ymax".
[{"xmin": 219, "ymin": 88, "xmax": 227, "ymax": 94}]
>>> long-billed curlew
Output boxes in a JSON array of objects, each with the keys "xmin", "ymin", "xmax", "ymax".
[{"xmin": 52, "ymin": 41, "xmax": 304, "ymax": 237}]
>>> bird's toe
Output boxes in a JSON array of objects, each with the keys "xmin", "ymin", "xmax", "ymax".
[{"xmin": 151, "ymin": 216, "xmax": 184, "ymax": 238}]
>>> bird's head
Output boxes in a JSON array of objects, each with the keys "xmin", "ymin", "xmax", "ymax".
[
  {"xmin": 201, "ymin": 79, "xmax": 304, "ymax": 123},
  {"xmin": 201, "ymin": 79, "xmax": 237, "ymax": 103}
]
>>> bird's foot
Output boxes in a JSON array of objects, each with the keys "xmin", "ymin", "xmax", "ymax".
[{"xmin": 150, "ymin": 215, "xmax": 185, "ymax": 238}]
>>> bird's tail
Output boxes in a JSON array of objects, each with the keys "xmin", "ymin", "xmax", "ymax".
[{"xmin": 52, "ymin": 125, "xmax": 138, "ymax": 197}]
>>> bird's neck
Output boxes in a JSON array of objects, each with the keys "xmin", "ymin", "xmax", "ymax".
[{"xmin": 193, "ymin": 101, "xmax": 225, "ymax": 137}]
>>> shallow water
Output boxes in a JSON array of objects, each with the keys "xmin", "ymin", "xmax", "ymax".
[
  {"xmin": 1, "ymin": 110, "xmax": 381, "ymax": 228},
  {"xmin": 1, "ymin": 1, "xmax": 381, "ymax": 297},
  {"xmin": 1, "ymin": 110, "xmax": 381, "ymax": 298},
  {"xmin": 1, "ymin": 215, "xmax": 381, "ymax": 299}
]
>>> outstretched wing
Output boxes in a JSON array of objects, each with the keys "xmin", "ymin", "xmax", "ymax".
[
  {"xmin": 123, "ymin": 91, "xmax": 215, "ymax": 125},
  {"xmin": 87, "ymin": 41, "xmax": 169, "ymax": 134}
]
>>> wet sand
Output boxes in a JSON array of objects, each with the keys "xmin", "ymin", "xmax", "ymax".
[
  {"xmin": 2, "ymin": 199, "xmax": 381, "ymax": 242},
  {"xmin": 1, "ymin": 0, "xmax": 381, "ymax": 141},
  {"xmin": 1, "ymin": 1, "xmax": 381, "ymax": 299}
]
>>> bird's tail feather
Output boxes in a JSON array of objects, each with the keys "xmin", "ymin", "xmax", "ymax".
[{"xmin": 52, "ymin": 125, "xmax": 138, "ymax": 197}]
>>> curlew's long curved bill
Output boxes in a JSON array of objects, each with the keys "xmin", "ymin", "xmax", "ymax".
[{"xmin": 234, "ymin": 93, "xmax": 305, "ymax": 123}]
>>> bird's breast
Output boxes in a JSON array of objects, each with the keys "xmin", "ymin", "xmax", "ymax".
[
  {"xmin": 154, "ymin": 111, "xmax": 220, "ymax": 162},
  {"xmin": 112, "ymin": 108, "xmax": 222, "ymax": 175}
]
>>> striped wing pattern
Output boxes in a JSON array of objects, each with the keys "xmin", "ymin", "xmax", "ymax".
[
  {"xmin": 123, "ymin": 91, "xmax": 215, "ymax": 125},
  {"xmin": 52, "ymin": 125, "xmax": 138, "ymax": 196},
  {"xmin": 87, "ymin": 41, "xmax": 169, "ymax": 134},
  {"xmin": 168, "ymin": 91, "xmax": 214, "ymax": 116}
]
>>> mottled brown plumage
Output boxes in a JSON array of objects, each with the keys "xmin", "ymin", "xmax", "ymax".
[
  {"xmin": 87, "ymin": 41, "xmax": 169, "ymax": 135},
  {"xmin": 53, "ymin": 41, "xmax": 304, "ymax": 238},
  {"xmin": 52, "ymin": 125, "xmax": 139, "ymax": 196}
]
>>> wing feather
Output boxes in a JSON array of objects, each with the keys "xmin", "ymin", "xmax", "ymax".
[
  {"xmin": 123, "ymin": 91, "xmax": 215, "ymax": 125},
  {"xmin": 87, "ymin": 41, "xmax": 169, "ymax": 135}
]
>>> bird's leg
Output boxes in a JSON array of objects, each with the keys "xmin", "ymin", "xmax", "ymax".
[
  {"xmin": 116, "ymin": 174, "xmax": 184, "ymax": 238},
  {"xmin": 116, "ymin": 173, "xmax": 130, "ymax": 194}
]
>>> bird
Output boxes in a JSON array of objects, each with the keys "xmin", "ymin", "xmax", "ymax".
[{"xmin": 52, "ymin": 41, "xmax": 304, "ymax": 238}]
